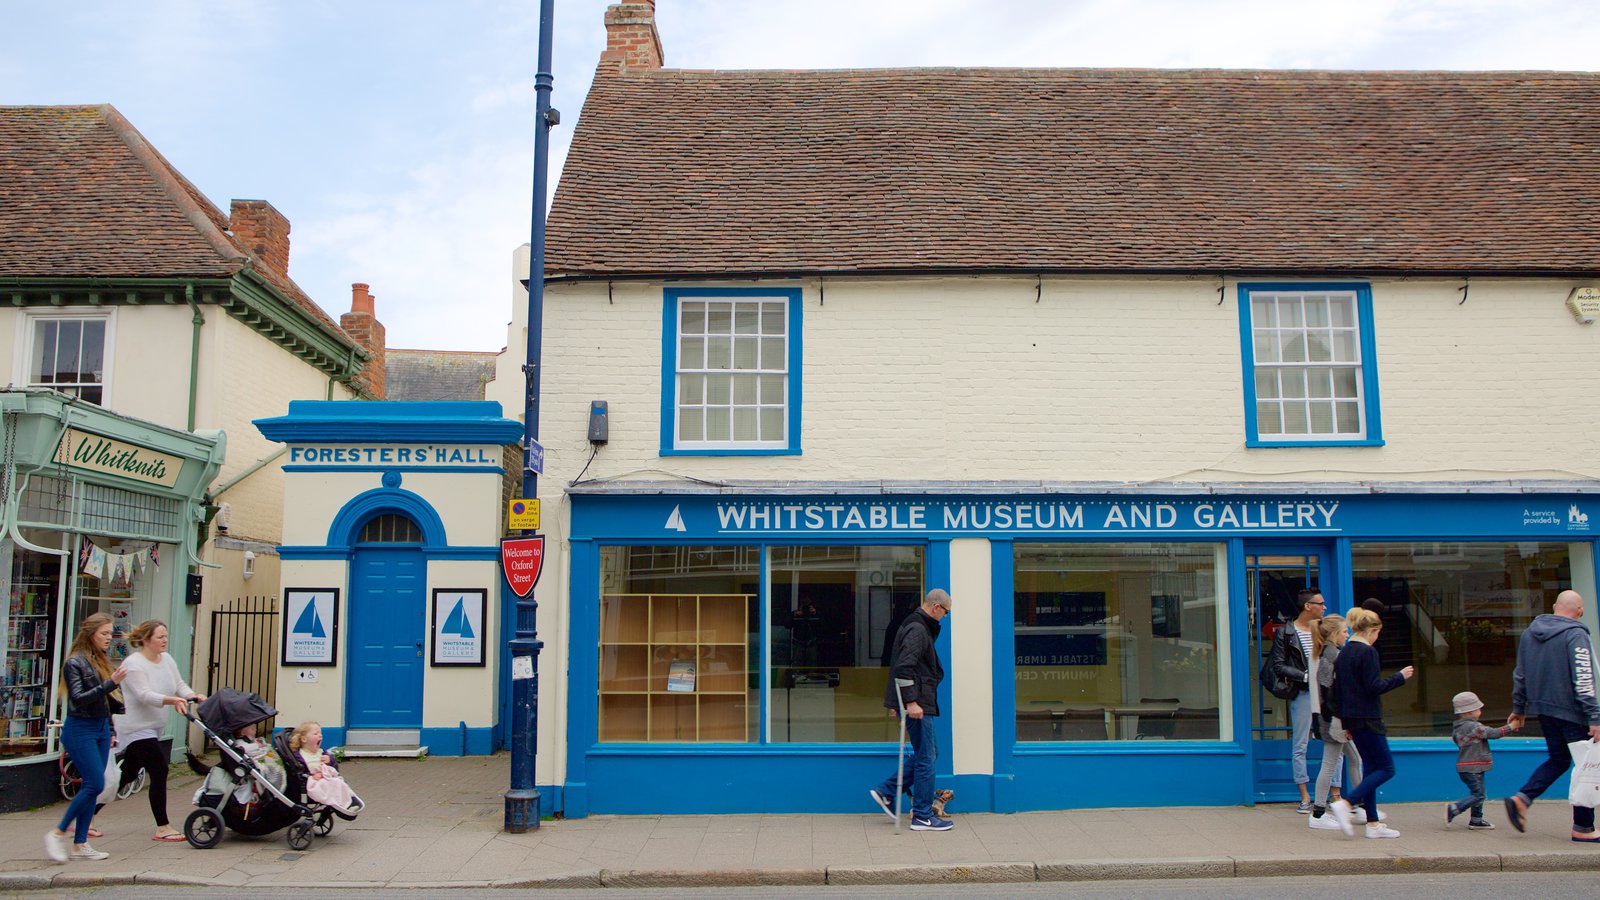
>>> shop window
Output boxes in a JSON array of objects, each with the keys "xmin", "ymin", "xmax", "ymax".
[
  {"xmin": 598, "ymin": 546, "xmax": 759, "ymax": 742},
  {"xmin": 23, "ymin": 314, "xmax": 109, "ymax": 405},
  {"xmin": 769, "ymin": 546, "xmax": 924, "ymax": 743},
  {"xmin": 76, "ymin": 537, "xmax": 163, "ymax": 665},
  {"xmin": 1237, "ymin": 284, "xmax": 1381, "ymax": 446},
  {"xmin": 661, "ymin": 288, "xmax": 801, "ymax": 456},
  {"xmin": 1013, "ymin": 543, "xmax": 1224, "ymax": 742},
  {"xmin": 2, "ymin": 542, "xmax": 63, "ymax": 759},
  {"xmin": 1350, "ymin": 541, "xmax": 1573, "ymax": 739}
]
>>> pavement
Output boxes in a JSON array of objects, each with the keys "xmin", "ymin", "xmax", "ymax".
[{"xmin": 2, "ymin": 753, "xmax": 1598, "ymax": 890}]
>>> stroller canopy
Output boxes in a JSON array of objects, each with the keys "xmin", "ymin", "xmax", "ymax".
[{"xmin": 197, "ymin": 688, "xmax": 277, "ymax": 736}]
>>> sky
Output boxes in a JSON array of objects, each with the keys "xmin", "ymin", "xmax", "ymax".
[{"xmin": 5, "ymin": 0, "xmax": 1599, "ymax": 351}]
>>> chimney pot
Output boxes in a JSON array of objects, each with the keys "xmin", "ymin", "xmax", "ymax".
[{"xmin": 351, "ymin": 282, "xmax": 374, "ymax": 316}]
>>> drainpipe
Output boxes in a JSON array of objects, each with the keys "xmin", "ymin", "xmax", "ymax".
[{"xmin": 185, "ymin": 285, "xmax": 203, "ymax": 432}]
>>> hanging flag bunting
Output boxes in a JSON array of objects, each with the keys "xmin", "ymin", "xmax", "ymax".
[
  {"xmin": 79, "ymin": 541, "xmax": 93, "ymax": 574},
  {"xmin": 85, "ymin": 545, "xmax": 106, "ymax": 579},
  {"xmin": 150, "ymin": 546, "xmax": 160, "ymax": 569},
  {"xmin": 135, "ymin": 549, "xmax": 148, "ymax": 575}
]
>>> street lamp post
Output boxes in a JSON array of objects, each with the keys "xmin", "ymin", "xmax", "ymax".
[{"xmin": 504, "ymin": 0, "xmax": 557, "ymax": 834}]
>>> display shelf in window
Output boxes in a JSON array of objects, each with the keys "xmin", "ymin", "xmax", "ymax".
[
  {"xmin": 3, "ymin": 551, "xmax": 63, "ymax": 758},
  {"xmin": 597, "ymin": 593, "xmax": 753, "ymax": 742}
]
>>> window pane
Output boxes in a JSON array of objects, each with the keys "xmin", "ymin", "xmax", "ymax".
[
  {"xmin": 1306, "ymin": 331, "xmax": 1332, "ymax": 362},
  {"xmin": 761, "ymin": 302, "xmax": 785, "ymax": 335},
  {"xmin": 1335, "ymin": 401, "xmax": 1361, "ymax": 433},
  {"xmin": 706, "ymin": 336, "xmax": 732, "ymax": 370},
  {"xmin": 1303, "ymin": 296, "xmax": 1329, "ymax": 327},
  {"xmin": 1013, "ymin": 543, "xmax": 1222, "ymax": 742},
  {"xmin": 1334, "ymin": 368, "xmax": 1359, "ymax": 398},
  {"xmin": 1252, "ymin": 298, "xmax": 1276, "ymax": 328},
  {"xmin": 678, "ymin": 407, "xmax": 704, "ymax": 442},
  {"xmin": 1307, "ymin": 368, "xmax": 1332, "ymax": 399},
  {"xmin": 33, "ymin": 321, "xmax": 57, "ymax": 384},
  {"xmin": 1278, "ymin": 298, "xmax": 1303, "ymax": 327},
  {"xmin": 1281, "ymin": 369, "xmax": 1306, "ymax": 399},
  {"xmin": 1254, "ymin": 371, "xmax": 1279, "ymax": 400},
  {"xmin": 1253, "ymin": 332, "xmax": 1279, "ymax": 364},
  {"xmin": 706, "ymin": 407, "xmax": 731, "ymax": 441},
  {"xmin": 82, "ymin": 321, "xmax": 105, "ymax": 383},
  {"xmin": 734, "ymin": 303, "xmax": 759, "ymax": 334},
  {"xmin": 770, "ymin": 546, "xmax": 924, "ymax": 743},
  {"xmin": 1284, "ymin": 401, "xmax": 1309, "ymax": 433},
  {"xmin": 760, "ymin": 337, "xmax": 785, "ymax": 370},
  {"xmin": 1256, "ymin": 402, "xmax": 1282, "ymax": 434},
  {"xmin": 1308, "ymin": 402, "xmax": 1335, "ymax": 433},
  {"xmin": 680, "ymin": 337, "xmax": 705, "ymax": 370},
  {"xmin": 706, "ymin": 375, "xmax": 731, "ymax": 404},
  {"xmin": 1280, "ymin": 333, "xmax": 1306, "ymax": 363},
  {"xmin": 733, "ymin": 337, "xmax": 758, "ymax": 369},
  {"xmin": 679, "ymin": 375, "xmax": 704, "ymax": 405},
  {"xmin": 732, "ymin": 375, "xmax": 757, "ymax": 405},
  {"xmin": 1333, "ymin": 331, "xmax": 1357, "ymax": 362},
  {"xmin": 1329, "ymin": 296, "xmax": 1355, "ymax": 327},
  {"xmin": 56, "ymin": 320, "xmax": 82, "ymax": 381},
  {"xmin": 1350, "ymin": 542, "xmax": 1571, "ymax": 738},
  {"xmin": 681, "ymin": 302, "xmax": 705, "ymax": 335},
  {"xmin": 759, "ymin": 375, "xmax": 785, "ymax": 404},
  {"xmin": 759, "ymin": 407, "xmax": 784, "ymax": 441},
  {"xmin": 732, "ymin": 407, "xmax": 757, "ymax": 441},
  {"xmin": 78, "ymin": 385, "xmax": 103, "ymax": 405},
  {"xmin": 598, "ymin": 546, "xmax": 759, "ymax": 743},
  {"xmin": 706, "ymin": 304, "xmax": 732, "ymax": 335}
]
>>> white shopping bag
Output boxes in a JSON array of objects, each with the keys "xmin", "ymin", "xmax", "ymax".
[
  {"xmin": 96, "ymin": 750, "xmax": 123, "ymax": 805},
  {"xmin": 1569, "ymin": 739, "xmax": 1600, "ymax": 809}
]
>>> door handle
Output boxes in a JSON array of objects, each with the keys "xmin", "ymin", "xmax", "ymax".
[{"xmin": 416, "ymin": 640, "xmax": 423, "ymax": 658}]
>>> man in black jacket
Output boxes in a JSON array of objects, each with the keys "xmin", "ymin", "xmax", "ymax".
[
  {"xmin": 1272, "ymin": 588, "xmax": 1325, "ymax": 812},
  {"xmin": 868, "ymin": 589, "xmax": 953, "ymax": 831}
]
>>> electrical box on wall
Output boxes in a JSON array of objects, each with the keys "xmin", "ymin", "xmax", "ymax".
[
  {"xmin": 185, "ymin": 573, "xmax": 203, "ymax": 605},
  {"xmin": 588, "ymin": 400, "xmax": 609, "ymax": 444}
]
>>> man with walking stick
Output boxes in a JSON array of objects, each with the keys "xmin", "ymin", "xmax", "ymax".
[{"xmin": 868, "ymin": 589, "xmax": 954, "ymax": 832}]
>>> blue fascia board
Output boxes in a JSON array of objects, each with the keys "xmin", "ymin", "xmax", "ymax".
[{"xmin": 255, "ymin": 400, "xmax": 523, "ymax": 444}]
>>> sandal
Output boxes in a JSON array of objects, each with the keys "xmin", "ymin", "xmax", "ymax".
[
  {"xmin": 86, "ymin": 828, "xmax": 103, "ymax": 839},
  {"xmin": 152, "ymin": 832, "xmax": 186, "ymax": 842},
  {"xmin": 1503, "ymin": 796, "xmax": 1527, "ymax": 833},
  {"xmin": 1574, "ymin": 833, "xmax": 1600, "ymax": 844}
]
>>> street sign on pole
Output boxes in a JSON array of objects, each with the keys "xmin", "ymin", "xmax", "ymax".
[
  {"xmin": 507, "ymin": 498, "xmax": 541, "ymax": 530},
  {"xmin": 501, "ymin": 536, "xmax": 545, "ymax": 598},
  {"xmin": 525, "ymin": 437, "xmax": 545, "ymax": 475}
]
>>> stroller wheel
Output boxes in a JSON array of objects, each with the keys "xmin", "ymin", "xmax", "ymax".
[
  {"xmin": 184, "ymin": 808, "xmax": 224, "ymax": 850},
  {"xmin": 314, "ymin": 810, "xmax": 336, "ymax": 836},
  {"xmin": 286, "ymin": 818, "xmax": 315, "ymax": 851}
]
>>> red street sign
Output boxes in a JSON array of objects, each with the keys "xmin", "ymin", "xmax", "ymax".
[{"xmin": 501, "ymin": 536, "xmax": 544, "ymax": 598}]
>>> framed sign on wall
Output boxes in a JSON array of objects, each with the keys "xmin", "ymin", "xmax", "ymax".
[
  {"xmin": 431, "ymin": 588, "xmax": 486, "ymax": 667},
  {"xmin": 282, "ymin": 588, "xmax": 340, "ymax": 666}
]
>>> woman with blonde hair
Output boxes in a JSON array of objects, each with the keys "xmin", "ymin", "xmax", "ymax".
[
  {"xmin": 44, "ymin": 613, "xmax": 128, "ymax": 862},
  {"xmin": 98, "ymin": 619, "xmax": 204, "ymax": 841},
  {"xmin": 1306, "ymin": 614, "xmax": 1367, "ymax": 830},
  {"xmin": 1329, "ymin": 605, "xmax": 1415, "ymax": 838}
]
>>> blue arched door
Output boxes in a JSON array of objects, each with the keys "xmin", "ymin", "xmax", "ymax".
[{"xmin": 346, "ymin": 514, "xmax": 426, "ymax": 728}]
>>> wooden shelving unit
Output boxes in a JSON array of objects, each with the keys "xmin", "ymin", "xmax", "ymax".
[{"xmin": 598, "ymin": 593, "xmax": 752, "ymax": 742}]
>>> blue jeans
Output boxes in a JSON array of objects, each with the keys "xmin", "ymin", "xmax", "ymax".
[
  {"xmin": 58, "ymin": 715, "xmax": 110, "ymax": 843},
  {"xmin": 1453, "ymin": 770, "xmax": 1487, "ymax": 819},
  {"xmin": 1516, "ymin": 715, "xmax": 1596, "ymax": 833},
  {"xmin": 1344, "ymin": 728, "xmax": 1395, "ymax": 822},
  {"xmin": 1289, "ymin": 689, "xmax": 1312, "ymax": 785},
  {"xmin": 875, "ymin": 714, "xmax": 937, "ymax": 820}
]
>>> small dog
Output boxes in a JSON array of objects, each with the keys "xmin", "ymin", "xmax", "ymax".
[{"xmin": 932, "ymin": 789, "xmax": 954, "ymax": 817}]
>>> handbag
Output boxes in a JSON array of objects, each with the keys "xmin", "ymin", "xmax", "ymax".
[{"xmin": 1569, "ymin": 739, "xmax": 1600, "ymax": 808}]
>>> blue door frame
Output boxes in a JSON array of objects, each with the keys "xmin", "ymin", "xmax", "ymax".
[{"xmin": 346, "ymin": 546, "xmax": 427, "ymax": 728}]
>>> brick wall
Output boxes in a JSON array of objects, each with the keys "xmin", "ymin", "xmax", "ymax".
[
  {"xmin": 228, "ymin": 200, "xmax": 291, "ymax": 276},
  {"xmin": 341, "ymin": 283, "xmax": 387, "ymax": 399},
  {"xmin": 601, "ymin": 0, "xmax": 662, "ymax": 70}
]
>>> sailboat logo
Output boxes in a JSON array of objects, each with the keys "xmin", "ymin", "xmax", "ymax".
[
  {"xmin": 442, "ymin": 598, "xmax": 475, "ymax": 639},
  {"xmin": 292, "ymin": 600, "xmax": 326, "ymax": 638},
  {"xmin": 665, "ymin": 505, "xmax": 687, "ymax": 532}
]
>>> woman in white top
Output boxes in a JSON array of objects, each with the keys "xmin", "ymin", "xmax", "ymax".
[{"xmin": 101, "ymin": 620, "xmax": 204, "ymax": 841}]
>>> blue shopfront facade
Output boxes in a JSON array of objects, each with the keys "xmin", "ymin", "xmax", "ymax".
[{"xmin": 560, "ymin": 487, "xmax": 1599, "ymax": 816}]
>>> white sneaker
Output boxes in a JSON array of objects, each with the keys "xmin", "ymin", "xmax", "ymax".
[
  {"xmin": 1364, "ymin": 823, "xmax": 1401, "ymax": 839},
  {"xmin": 1353, "ymin": 807, "xmax": 1387, "ymax": 823},
  {"xmin": 43, "ymin": 830, "xmax": 66, "ymax": 863},
  {"xmin": 70, "ymin": 844, "xmax": 109, "ymax": 860},
  {"xmin": 1327, "ymin": 799, "xmax": 1355, "ymax": 837},
  {"xmin": 1308, "ymin": 812, "xmax": 1343, "ymax": 830}
]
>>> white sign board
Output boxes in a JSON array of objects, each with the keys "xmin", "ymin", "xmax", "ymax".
[
  {"xmin": 282, "ymin": 588, "xmax": 339, "ymax": 666},
  {"xmin": 431, "ymin": 589, "xmax": 486, "ymax": 666}
]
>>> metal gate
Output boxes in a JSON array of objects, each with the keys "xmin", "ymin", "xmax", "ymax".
[{"xmin": 208, "ymin": 595, "xmax": 279, "ymax": 732}]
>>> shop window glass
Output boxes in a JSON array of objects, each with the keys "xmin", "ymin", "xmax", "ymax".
[
  {"xmin": 769, "ymin": 546, "xmax": 924, "ymax": 743},
  {"xmin": 28, "ymin": 316, "xmax": 108, "ymax": 405},
  {"xmin": 1350, "ymin": 541, "xmax": 1572, "ymax": 738},
  {"xmin": 76, "ymin": 537, "xmax": 163, "ymax": 666},
  {"xmin": 597, "ymin": 546, "xmax": 758, "ymax": 743},
  {"xmin": 2, "ymin": 539, "xmax": 64, "ymax": 759},
  {"xmin": 1013, "ymin": 543, "xmax": 1223, "ymax": 742}
]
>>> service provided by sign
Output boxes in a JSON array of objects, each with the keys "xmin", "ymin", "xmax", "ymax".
[
  {"xmin": 54, "ymin": 428, "xmax": 182, "ymax": 488},
  {"xmin": 282, "ymin": 588, "xmax": 340, "ymax": 665},
  {"xmin": 431, "ymin": 588, "xmax": 486, "ymax": 666},
  {"xmin": 507, "ymin": 498, "xmax": 541, "ymax": 530},
  {"xmin": 501, "ymin": 536, "xmax": 545, "ymax": 598}
]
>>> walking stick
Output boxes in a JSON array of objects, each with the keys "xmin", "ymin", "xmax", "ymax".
[{"xmin": 893, "ymin": 677, "xmax": 914, "ymax": 834}]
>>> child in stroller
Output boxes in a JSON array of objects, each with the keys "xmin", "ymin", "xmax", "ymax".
[
  {"xmin": 181, "ymin": 689, "xmax": 360, "ymax": 850},
  {"xmin": 286, "ymin": 721, "xmax": 362, "ymax": 815}
]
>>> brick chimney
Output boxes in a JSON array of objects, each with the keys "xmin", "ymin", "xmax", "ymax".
[
  {"xmin": 228, "ymin": 200, "xmax": 291, "ymax": 277},
  {"xmin": 600, "ymin": 0, "xmax": 663, "ymax": 71},
  {"xmin": 340, "ymin": 283, "xmax": 387, "ymax": 400}
]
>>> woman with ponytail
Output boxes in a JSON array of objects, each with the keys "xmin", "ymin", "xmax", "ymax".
[
  {"xmin": 99, "ymin": 619, "xmax": 203, "ymax": 841},
  {"xmin": 44, "ymin": 613, "xmax": 127, "ymax": 862}
]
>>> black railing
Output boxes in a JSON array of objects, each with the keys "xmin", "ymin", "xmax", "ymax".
[{"xmin": 208, "ymin": 595, "xmax": 279, "ymax": 734}]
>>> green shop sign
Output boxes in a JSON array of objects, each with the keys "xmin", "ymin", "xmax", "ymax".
[{"xmin": 53, "ymin": 428, "xmax": 182, "ymax": 488}]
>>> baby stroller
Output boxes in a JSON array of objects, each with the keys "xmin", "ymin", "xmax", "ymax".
[{"xmin": 181, "ymin": 688, "xmax": 360, "ymax": 850}]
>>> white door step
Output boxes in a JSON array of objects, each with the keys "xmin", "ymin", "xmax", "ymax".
[
  {"xmin": 341, "ymin": 744, "xmax": 427, "ymax": 759},
  {"xmin": 344, "ymin": 728, "xmax": 420, "ymax": 746}
]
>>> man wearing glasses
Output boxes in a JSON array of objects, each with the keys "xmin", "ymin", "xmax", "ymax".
[
  {"xmin": 869, "ymin": 589, "xmax": 953, "ymax": 831},
  {"xmin": 1271, "ymin": 588, "xmax": 1325, "ymax": 812}
]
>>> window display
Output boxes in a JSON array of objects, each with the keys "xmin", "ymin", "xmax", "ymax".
[{"xmin": 1, "ymin": 544, "xmax": 62, "ymax": 758}]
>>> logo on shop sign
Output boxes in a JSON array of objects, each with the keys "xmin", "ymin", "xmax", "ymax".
[
  {"xmin": 501, "ymin": 536, "xmax": 544, "ymax": 598},
  {"xmin": 1570, "ymin": 504, "xmax": 1590, "ymax": 530},
  {"xmin": 665, "ymin": 505, "xmax": 687, "ymax": 532}
]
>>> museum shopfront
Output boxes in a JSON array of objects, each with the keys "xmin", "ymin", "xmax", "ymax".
[
  {"xmin": 0, "ymin": 390, "xmax": 224, "ymax": 812},
  {"xmin": 561, "ymin": 487, "xmax": 1599, "ymax": 816}
]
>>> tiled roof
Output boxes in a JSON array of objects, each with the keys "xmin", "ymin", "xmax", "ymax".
[
  {"xmin": 385, "ymin": 349, "xmax": 498, "ymax": 402},
  {"xmin": 547, "ymin": 68, "xmax": 1600, "ymax": 278},
  {"xmin": 0, "ymin": 105, "xmax": 350, "ymax": 337}
]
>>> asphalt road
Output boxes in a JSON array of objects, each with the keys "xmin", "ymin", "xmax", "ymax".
[{"xmin": 23, "ymin": 871, "xmax": 1600, "ymax": 899}]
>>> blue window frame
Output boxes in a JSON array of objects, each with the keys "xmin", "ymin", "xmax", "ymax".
[
  {"xmin": 1237, "ymin": 283, "xmax": 1382, "ymax": 447},
  {"xmin": 660, "ymin": 287, "xmax": 803, "ymax": 456}
]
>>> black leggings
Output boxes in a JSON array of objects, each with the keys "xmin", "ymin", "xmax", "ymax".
[{"xmin": 94, "ymin": 737, "xmax": 170, "ymax": 827}]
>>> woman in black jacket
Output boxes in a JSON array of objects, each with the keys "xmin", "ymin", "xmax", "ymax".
[
  {"xmin": 1328, "ymin": 606, "xmax": 1414, "ymax": 839},
  {"xmin": 44, "ymin": 613, "xmax": 127, "ymax": 863}
]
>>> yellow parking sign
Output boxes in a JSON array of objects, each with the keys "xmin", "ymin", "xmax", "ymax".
[{"xmin": 507, "ymin": 498, "xmax": 540, "ymax": 530}]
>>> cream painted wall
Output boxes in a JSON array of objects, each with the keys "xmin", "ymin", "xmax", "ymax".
[
  {"xmin": 947, "ymin": 538, "xmax": 992, "ymax": 777},
  {"xmin": 422, "ymin": 561, "xmax": 503, "ymax": 732},
  {"xmin": 271, "ymin": 559, "xmax": 351, "ymax": 729}
]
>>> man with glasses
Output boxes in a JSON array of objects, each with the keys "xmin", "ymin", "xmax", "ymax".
[
  {"xmin": 869, "ymin": 589, "xmax": 953, "ymax": 831},
  {"xmin": 1271, "ymin": 588, "xmax": 1325, "ymax": 812}
]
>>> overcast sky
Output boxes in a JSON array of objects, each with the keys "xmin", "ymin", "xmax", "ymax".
[{"xmin": 6, "ymin": 0, "xmax": 1599, "ymax": 351}]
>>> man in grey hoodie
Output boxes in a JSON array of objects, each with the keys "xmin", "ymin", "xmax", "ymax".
[{"xmin": 1504, "ymin": 590, "xmax": 1600, "ymax": 842}]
